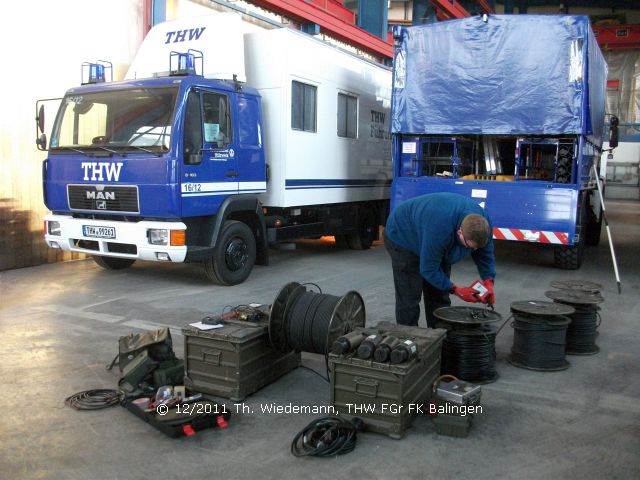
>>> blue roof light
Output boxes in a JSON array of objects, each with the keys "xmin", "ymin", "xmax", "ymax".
[
  {"xmin": 170, "ymin": 49, "xmax": 203, "ymax": 76},
  {"xmin": 81, "ymin": 60, "xmax": 113, "ymax": 85}
]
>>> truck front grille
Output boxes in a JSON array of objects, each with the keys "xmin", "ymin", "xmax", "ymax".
[{"xmin": 67, "ymin": 184, "xmax": 139, "ymax": 214}]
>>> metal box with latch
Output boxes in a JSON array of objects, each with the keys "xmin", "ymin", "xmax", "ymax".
[
  {"xmin": 182, "ymin": 315, "xmax": 300, "ymax": 401},
  {"xmin": 329, "ymin": 323, "xmax": 445, "ymax": 439}
]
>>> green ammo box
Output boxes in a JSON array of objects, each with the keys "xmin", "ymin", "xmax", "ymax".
[
  {"xmin": 182, "ymin": 318, "xmax": 300, "ymax": 401},
  {"xmin": 329, "ymin": 325, "xmax": 446, "ymax": 439}
]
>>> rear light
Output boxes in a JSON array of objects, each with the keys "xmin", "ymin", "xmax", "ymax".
[{"xmin": 170, "ymin": 229, "xmax": 186, "ymax": 246}]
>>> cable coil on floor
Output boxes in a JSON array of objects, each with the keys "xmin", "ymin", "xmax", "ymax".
[
  {"xmin": 268, "ymin": 282, "xmax": 366, "ymax": 355},
  {"xmin": 441, "ymin": 327, "xmax": 498, "ymax": 383},
  {"xmin": 508, "ymin": 301, "xmax": 574, "ymax": 371},
  {"xmin": 287, "ymin": 290, "xmax": 341, "ymax": 354},
  {"xmin": 434, "ymin": 307, "xmax": 503, "ymax": 384},
  {"xmin": 545, "ymin": 286, "xmax": 604, "ymax": 356}
]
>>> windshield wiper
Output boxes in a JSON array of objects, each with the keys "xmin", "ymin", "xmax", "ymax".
[
  {"xmin": 93, "ymin": 145, "xmax": 126, "ymax": 157},
  {"xmin": 126, "ymin": 145, "xmax": 164, "ymax": 157},
  {"xmin": 51, "ymin": 146, "xmax": 92, "ymax": 156}
]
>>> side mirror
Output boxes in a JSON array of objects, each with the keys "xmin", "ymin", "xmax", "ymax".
[
  {"xmin": 37, "ymin": 104, "xmax": 45, "ymax": 133},
  {"xmin": 609, "ymin": 116, "xmax": 619, "ymax": 149},
  {"xmin": 36, "ymin": 133, "xmax": 47, "ymax": 150}
]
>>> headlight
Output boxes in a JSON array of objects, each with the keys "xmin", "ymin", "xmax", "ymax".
[
  {"xmin": 47, "ymin": 221, "xmax": 61, "ymax": 236},
  {"xmin": 147, "ymin": 228, "xmax": 169, "ymax": 245}
]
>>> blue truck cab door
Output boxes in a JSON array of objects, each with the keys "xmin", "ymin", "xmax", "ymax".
[{"xmin": 181, "ymin": 88, "xmax": 238, "ymax": 215}]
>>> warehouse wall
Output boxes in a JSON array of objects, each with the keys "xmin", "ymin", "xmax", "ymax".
[{"xmin": 0, "ymin": 0, "xmax": 145, "ymax": 271}]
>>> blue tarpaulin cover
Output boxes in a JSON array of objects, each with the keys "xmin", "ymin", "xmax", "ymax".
[{"xmin": 391, "ymin": 15, "xmax": 607, "ymax": 141}]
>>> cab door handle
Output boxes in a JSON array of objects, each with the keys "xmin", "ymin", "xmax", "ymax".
[{"xmin": 226, "ymin": 171, "xmax": 238, "ymax": 178}]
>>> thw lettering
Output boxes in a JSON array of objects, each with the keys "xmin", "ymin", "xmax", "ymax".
[
  {"xmin": 81, "ymin": 162, "xmax": 123, "ymax": 182},
  {"xmin": 164, "ymin": 27, "xmax": 206, "ymax": 44}
]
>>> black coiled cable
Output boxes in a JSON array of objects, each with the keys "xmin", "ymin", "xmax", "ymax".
[
  {"xmin": 565, "ymin": 304, "xmax": 600, "ymax": 354},
  {"xmin": 291, "ymin": 416, "xmax": 363, "ymax": 457},
  {"xmin": 65, "ymin": 389, "xmax": 122, "ymax": 410},
  {"xmin": 441, "ymin": 327, "xmax": 497, "ymax": 383},
  {"xmin": 287, "ymin": 291, "xmax": 340, "ymax": 355},
  {"xmin": 509, "ymin": 314, "xmax": 570, "ymax": 370}
]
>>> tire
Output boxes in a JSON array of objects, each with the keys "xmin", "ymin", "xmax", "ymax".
[
  {"xmin": 93, "ymin": 256, "xmax": 136, "ymax": 270},
  {"xmin": 555, "ymin": 145, "xmax": 573, "ymax": 184},
  {"xmin": 553, "ymin": 244, "xmax": 583, "ymax": 270},
  {"xmin": 554, "ymin": 198, "xmax": 586, "ymax": 270},
  {"xmin": 204, "ymin": 220, "xmax": 256, "ymax": 285},
  {"xmin": 346, "ymin": 208, "xmax": 377, "ymax": 250}
]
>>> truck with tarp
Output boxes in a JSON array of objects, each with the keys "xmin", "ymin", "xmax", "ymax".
[{"xmin": 390, "ymin": 15, "xmax": 618, "ymax": 269}]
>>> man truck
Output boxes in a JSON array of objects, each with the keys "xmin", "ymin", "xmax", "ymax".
[
  {"xmin": 38, "ymin": 14, "xmax": 392, "ymax": 284},
  {"xmin": 390, "ymin": 15, "xmax": 618, "ymax": 269}
]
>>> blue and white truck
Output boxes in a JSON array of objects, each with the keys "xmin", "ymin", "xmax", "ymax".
[
  {"xmin": 390, "ymin": 15, "xmax": 618, "ymax": 269},
  {"xmin": 38, "ymin": 14, "xmax": 392, "ymax": 284}
]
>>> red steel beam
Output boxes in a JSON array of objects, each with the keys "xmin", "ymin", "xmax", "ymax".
[
  {"xmin": 593, "ymin": 24, "xmax": 640, "ymax": 51},
  {"xmin": 473, "ymin": 0, "xmax": 495, "ymax": 14},
  {"xmin": 429, "ymin": 0, "xmax": 471, "ymax": 20},
  {"xmin": 249, "ymin": 0, "xmax": 393, "ymax": 59}
]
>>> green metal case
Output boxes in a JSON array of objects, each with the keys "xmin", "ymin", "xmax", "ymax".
[
  {"xmin": 182, "ymin": 318, "xmax": 300, "ymax": 401},
  {"xmin": 329, "ymin": 324, "xmax": 445, "ymax": 439}
]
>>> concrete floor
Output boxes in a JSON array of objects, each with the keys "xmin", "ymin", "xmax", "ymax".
[{"xmin": 1, "ymin": 199, "xmax": 639, "ymax": 480}]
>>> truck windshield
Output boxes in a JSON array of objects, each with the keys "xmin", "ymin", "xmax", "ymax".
[{"xmin": 50, "ymin": 87, "xmax": 178, "ymax": 153}]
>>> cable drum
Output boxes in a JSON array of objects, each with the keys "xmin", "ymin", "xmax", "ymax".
[
  {"xmin": 434, "ymin": 307, "xmax": 502, "ymax": 384},
  {"xmin": 268, "ymin": 282, "xmax": 366, "ymax": 355},
  {"xmin": 508, "ymin": 301, "xmax": 574, "ymax": 371},
  {"xmin": 544, "ymin": 289, "xmax": 604, "ymax": 356},
  {"xmin": 441, "ymin": 326, "xmax": 498, "ymax": 383}
]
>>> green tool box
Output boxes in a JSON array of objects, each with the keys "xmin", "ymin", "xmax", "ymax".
[
  {"xmin": 182, "ymin": 317, "xmax": 300, "ymax": 401},
  {"xmin": 329, "ymin": 324, "xmax": 446, "ymax": 439}
]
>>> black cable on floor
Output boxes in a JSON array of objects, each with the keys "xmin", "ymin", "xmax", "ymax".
[
  {"xmin": 291, "ymin": 416, "xmax": 363, "ymax": 457},
  {"xmin": 441, "ymin": 326, "xmax": 497, "ymax": 383},
  {"xmin": 565, "ymin": 304, "xmax": 600, "ymax": 354},
  {"xmin": 65, "ymin": 389, "xmax": 122, "ymax": 410},
  {"xmin": 287, "ymin": 291, "xmax": 340, "ymax": 355},
  {"xmin": 510, "ymin": 314, "xmax": 570, "ymax": 370}
]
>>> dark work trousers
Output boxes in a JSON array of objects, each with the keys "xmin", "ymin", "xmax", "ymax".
[{"xmin": 384, "ymin": 232, "xmax": 451, "ymax": 328}]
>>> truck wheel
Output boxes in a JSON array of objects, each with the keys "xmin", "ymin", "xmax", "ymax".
[
  {"xmin": 553, "ymin": 244, "xmax": 583, "ymax": 270},
  {"xmin": 204, "ymin": 220, "xmax": 256, "ymax": 285},
  {"xmin": 93, "ymin": 256, "xmax": 136, "ymax": 270},
  {"xmin": 554, "ymin": 200, "xmax": 586, "ymax": 270},
  {"xmin": 555, "ymin": 146, "xmax": 572, "ymax": 184},
  {"xmin": 347, "ymin": 208, "xmax": 377, "ymax": 250}
]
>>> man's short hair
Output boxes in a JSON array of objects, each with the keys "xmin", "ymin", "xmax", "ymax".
[{"xmin": 461, "ymin": 214, "xmax": 491, "ymax": 247}]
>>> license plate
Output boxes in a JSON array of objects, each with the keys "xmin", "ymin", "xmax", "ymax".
[{"xmin": 83, "ymin": 225, "xmax": 116, "ymax": 239}]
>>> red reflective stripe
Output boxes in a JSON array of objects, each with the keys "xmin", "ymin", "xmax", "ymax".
[
  {"xmin": 511, "ymin": 229, "xmax": 526, "ymax": 241},
  {"xmin": 557, "ymin": 232, "xmax": 569, "ymax": 244},
  {"xmin": 493, "ymin": 228, "xmax": 506, "ymax": 240},
  {"xmin": 536, "ymin": 231, "xmax": 550, "ymax": 243}
]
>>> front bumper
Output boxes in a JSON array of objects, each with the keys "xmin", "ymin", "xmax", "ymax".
[{"xmin": 44, "ymin": 214, "xmax": 187, "ymax": 262}]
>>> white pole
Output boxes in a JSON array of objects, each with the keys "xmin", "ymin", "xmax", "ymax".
[{"xmin": 592, "ymin": 164, "xmax": 622, "ymax": 294}]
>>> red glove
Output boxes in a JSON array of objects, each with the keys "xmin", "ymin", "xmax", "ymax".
[
  {"xmin": 482, "ymin": 278, "xmax": 495, "ymax": 305},
  {"xmin": 453, "ymin": 285, "xmax": 480, "ymax": 303}
]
